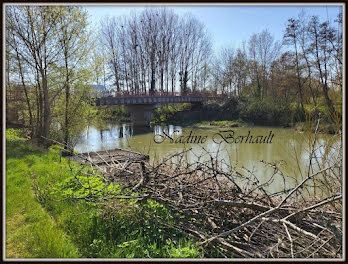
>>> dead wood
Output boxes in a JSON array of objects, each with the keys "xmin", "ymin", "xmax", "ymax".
[{"xmin": 49, "ymin": 124, "xmax": 342, "ymax": 259}]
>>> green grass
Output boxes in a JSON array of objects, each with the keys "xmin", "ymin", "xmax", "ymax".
[
  {"xmin": 168, "ymin": 119, "xmax": 202, "ymax": 127},
  {"xmin": 194, "ymin": 120, "xmax": 249, "ymax": 128},
  {"xmin": 5, "ymin": 128, "xmax": 203, "ymax": 258},
  {"xmin": 6, "ymin": 129, "xmax": 78, "ymax": 258},
  {"xmin": 167, "ymin": 119, "xmax": 250, "ymax": 128}
]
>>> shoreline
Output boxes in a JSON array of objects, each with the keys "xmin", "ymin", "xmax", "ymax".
[
  {"xmin": 6, "ymin": 129, "xmax": 342, "ymax": 258},
  {"xmin": 151, "ymin": 119, "xmax": 338, "ymax": 135}
]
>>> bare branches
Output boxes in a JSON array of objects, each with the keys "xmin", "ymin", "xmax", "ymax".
[
  {"xmin": 49, "ymin": 123, "xmax": 342, "ymax": 258},
  {"xmin": 99, "ymin": 8, "xmax": 212, "ymax": 94}
]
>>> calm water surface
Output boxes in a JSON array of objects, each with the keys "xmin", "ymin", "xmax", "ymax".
[{"xmin": 74, "ymin": 122, "xmax": 340, "ymax": 195}]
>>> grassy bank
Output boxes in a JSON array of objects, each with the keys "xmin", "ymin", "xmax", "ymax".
[
  {"xmin": 160, "ymin": 119, "xmax": 249, "ymax": 128},
  {"xmin": 5, "ymin": 129, "xmax": 203, "ymax": 258},
  {"xmin": 193, "ymin": 120, "xmax": 249, "ymax": 128},
  {"xmin": 6, "ymin": 129, "xmax": 78, "ymax": 258}
]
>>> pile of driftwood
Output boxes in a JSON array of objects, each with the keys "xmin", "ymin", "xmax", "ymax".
[
  {"xmin": 54, "ymin": 122, "xmax": 342, "ymax": 259},
  {"xmin": 65, "ymin": 140, "xmax": 342, "ymax": 259}
]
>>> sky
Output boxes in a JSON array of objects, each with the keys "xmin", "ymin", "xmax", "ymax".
[{"xmin": 83, "ymin": 4, "xmax": 342, "ymax": 55}]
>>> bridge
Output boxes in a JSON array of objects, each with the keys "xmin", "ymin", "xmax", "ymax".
[{"xmin": 95, "ymin": 92, "xmax": 220, "ymax": 126}]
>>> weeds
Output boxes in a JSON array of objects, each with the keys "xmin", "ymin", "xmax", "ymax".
[{"xmin": 5, "ymin": 129, "xmax": 202, "ymax": 258}]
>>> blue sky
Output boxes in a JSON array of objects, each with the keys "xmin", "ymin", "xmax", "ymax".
[{"xmin": 84, "ymin": 4, "xmax": 342, "ymax": 54}]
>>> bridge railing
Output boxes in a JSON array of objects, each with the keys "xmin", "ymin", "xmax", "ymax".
[{"xmin": 99, "ymin": 91, "xmax": 221, "ymax": 98}]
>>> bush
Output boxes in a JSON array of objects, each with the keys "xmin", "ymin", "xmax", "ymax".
[
  {"xmin": 239, "ymin": 98, "xmax": 292, "ymax": 126},
  {"xmin": 96, "ymin": 106, "xmax": 130, "ymax": 121},
  {"xmin": 6, "ymin": 128, "xmax": 27, "ymax": 140},
  {"xmin": 202, "ymin": 97, "xmax": 239, "ymax": 121},
  {"xmin": 153, "ymin": 103, "xmax": 191, "ymax": 123}
]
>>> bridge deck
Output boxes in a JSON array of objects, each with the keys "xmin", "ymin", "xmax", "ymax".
[{"xmin": 96, "ymin": 95, "xmax": 216, "ymax": 106}]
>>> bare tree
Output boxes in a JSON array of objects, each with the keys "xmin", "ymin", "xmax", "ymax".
[
  {"xmin": 248, "ymin": 30, "xmax": 280, "ymax": 99},
  {"xmin": 308, "ymin": 16, "xmax": 341, "ymax": 122},
  {"xmin": 99, "ymin": 8, "xmax": 211, "ymax": 95},
  {"xmin": 100, "ymin": 16, "xmax": 122, "ymax": 92},
  {"xmin": 284, "ymin": 18, "xmax": 305, "ymax": 114}
]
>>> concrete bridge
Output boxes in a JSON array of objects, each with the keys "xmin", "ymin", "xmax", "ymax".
[{"xmin": 95, "ymin": 92, "xmax": 219, "ymax": 126}]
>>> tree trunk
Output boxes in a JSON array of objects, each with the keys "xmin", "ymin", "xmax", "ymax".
[
  {"xmin": 64, "ymin": 53, "xmax": 70, "ymax": 148},
  {"xmin": 150, "ymin": 68, "xmax": 155, "ymax": 94},
  {"xmin": 15, "ymin": 48, "xmax": 34, "ymax": 136},
  {"xmin": 41, "ymin": 71, "xmax": 50, "ymax": 144}
]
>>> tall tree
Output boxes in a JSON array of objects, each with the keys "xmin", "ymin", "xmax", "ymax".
[
  {"xmin": 284, "ymin": 18, "xmax": 305, "ymax": 114},
  {"xmin": 248, "ymin": 30, "xmax": 280, "ymax": 99},
  {"xmin": 6, "ymin": 6, "xmax": 64, "ymax": 142},
  {"xmin": 57, "ymin": 6, "xmax": 91, "ymax": 147},
  {"xmin": 308, "ymin": 16, "xmax": 341, "ymax": 122}
]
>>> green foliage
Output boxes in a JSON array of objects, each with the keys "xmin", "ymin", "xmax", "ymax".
[
  {"xmin": 199, "ymin": 97, "xmax": 240, "ymax": 122},
  {"xmin": 95, "ymin": 105, "xmax": 130, "ymax": 122},
  {"xmin": 50, "ymin": 83, "xmax": 96, "ymax": 147},
  {"xmin": 73, "ymin": 199, "xmax": 203, "ymax": 258},
  {"xmin": 154, "ymin": 94, "xmax": 340, "ymax": 131},
  {"xmin": 153, "ymin": 103, "xmax": 191, "ymax": 123},
  {"xmin": 239, "ymin": 97, "xmax": 292, "ymax": 126},
  {"xmin": 5, "ymin": 128, "xmax": 26, "ymax": 141},
  {"xmin": 6, "ymin": 129, "xmax": 203, "ymax": 258},
  {"xmin": 208, "ymin": 120, "xmax": 247, "ymax": 127},
  {"xmin": 168, "ymin": 239, "xmax": 201, "ymax": 258},
  {"xmin": 49, "ymin": 165, "xmax": 120, "ymax": 201}
]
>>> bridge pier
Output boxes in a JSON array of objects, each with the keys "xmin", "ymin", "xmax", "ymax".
[{"xmin": 125, "ymin": 104, "xmax": 158, "ymax": 127}]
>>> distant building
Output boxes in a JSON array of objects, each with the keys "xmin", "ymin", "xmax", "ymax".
[
  {"xmin": 92, "ymin": 84, "xmax": 107, "ymax": 93},
  {"xmin": 91, "ymin": 84, "xmax": 110, "ymax": 97},
  {"xmin": 6, "ymin": 84, "xmax": 25, "ymax": 125},
  {"xmin": 92, "ymin": 84, "xmax": 107, "ymax": 92}
]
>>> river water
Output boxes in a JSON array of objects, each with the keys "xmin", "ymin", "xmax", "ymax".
[{"xmin": 74, "ymin": 122, "xmax": 340, "ymax": 195}]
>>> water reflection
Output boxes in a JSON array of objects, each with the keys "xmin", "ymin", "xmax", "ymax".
[{"xmin": 74, "ymin": 122, "xmax": 339, "ymax": 195}]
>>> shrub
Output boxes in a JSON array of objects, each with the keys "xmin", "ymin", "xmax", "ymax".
[{"xmin": 239, "ymin": 98, "xmax": 292, "ymax": 126}]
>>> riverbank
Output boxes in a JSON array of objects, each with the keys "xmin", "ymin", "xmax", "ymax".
[
  {"xmin": 5, "ymin": 128, "xmax": 342, "ymax": 258},
  {"xmin": 153, "ymin": 118, "xmax": 337, "ymax": 135},
  {"xmin": 168, "ymin": 119, "xmax": 250, "ymax": 129},
  {"xmin": 149, "ymin": 97, "xmax": 341, "ymax": 135},
  {"xmin": 5, "ymin": 129, "xmax": 202, "ymax": 258},
  {"xmin": 6, "ymin": 129, "xmax": 78, "ymax": 258}
]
